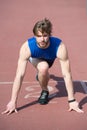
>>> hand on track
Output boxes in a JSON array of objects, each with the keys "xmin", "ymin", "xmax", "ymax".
[
  {"xmin": 2, "ymin": 101, "xmax": 18, "ymax": 115},
  {"xmin": 68, "ymin": 101, "xmax": 84, "ymax": 113}
]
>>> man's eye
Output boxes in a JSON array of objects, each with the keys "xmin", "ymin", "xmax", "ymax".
[{"xmin": 37, "ymin": 35, "xmax": 42, "ymax": 37}]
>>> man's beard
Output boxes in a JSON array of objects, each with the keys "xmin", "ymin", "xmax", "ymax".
[{"xmin": 37, "ymin": 39, "xmax": 49, "ymax": 48}]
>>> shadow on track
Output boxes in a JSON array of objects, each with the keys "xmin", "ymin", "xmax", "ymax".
[{"xmin": 17, "ymin": 74, "xmax": 87, "ymax": 112}]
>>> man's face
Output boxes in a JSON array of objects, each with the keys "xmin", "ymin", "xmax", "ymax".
[{"xmin": 35, "ymin": 31, "xmax": 50, "ymax": 48}]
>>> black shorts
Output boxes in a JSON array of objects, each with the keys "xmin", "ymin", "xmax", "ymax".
[
  {"xmin": 41, "ymin": 59, "xmax": 55, "ymax": 68},
  {"xmin": 29, "ymin": 57, "xmax": 55, "ymax": 68}
]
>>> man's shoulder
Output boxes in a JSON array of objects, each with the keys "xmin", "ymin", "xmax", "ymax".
[
  {"xmin": 20, "ymin": 41, "xmax": 31, "ymax": 58},
  {"xmin": 28, "ymin": 37, "xmax": 36, "ymax": 43},
  {"xmin": 57, "ymin": 42, "xmax": 68, "ymax": 60}
]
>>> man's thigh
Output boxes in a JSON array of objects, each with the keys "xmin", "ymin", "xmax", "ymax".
[{"xmin": 29, "ymin": 57, "xmax": 44, "ymax": 67}]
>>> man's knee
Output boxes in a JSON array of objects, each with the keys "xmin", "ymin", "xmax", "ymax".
[{"xmin": 37, "ymin": 62, "xmax": 49, "ymax": 74}]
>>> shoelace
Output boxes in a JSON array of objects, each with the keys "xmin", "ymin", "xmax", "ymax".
[{"xmin": 40, "ymin": 92, "xmax": 48, "ymax": 99}]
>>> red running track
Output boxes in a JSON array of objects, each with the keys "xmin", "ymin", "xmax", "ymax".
[{"xmin": 0, "ymin": 0, "xmax": 87, "ymax": 130}]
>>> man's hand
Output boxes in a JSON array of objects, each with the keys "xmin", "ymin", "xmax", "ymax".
[
  {"xmin": 2, "ymin": 101, "xmax": 18, "ymax": 115},
  {"xmin": 68, "ymin": 101, "xmax": 84, "ymax": 113}
]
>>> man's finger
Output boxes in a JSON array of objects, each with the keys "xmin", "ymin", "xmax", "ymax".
[
  {"xmin": 68, "ymin": 107, "xmax": 84, "ymax": 113},
  {"xmin": 7, "ymin": 110, "xmax": 13, "ymax": 115},
  {"xmin": 68, "ymin": 108, "xmax": 72, "ymax": 112},
  {"xmin": 15, "ymin": 109, "xmax": 18, "ymax": 113},
  {"xmin": 75, "ymin": 108, "xmax": 84, "ymax": 113},
  {"xmin": 1, "ymin": 110, "xmax": 9, "ymax": 114},
  {"xmin": 7, "ymin": 109, "xmax": 18, "ymax": 115}
]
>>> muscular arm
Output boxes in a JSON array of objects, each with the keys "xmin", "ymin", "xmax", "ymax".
[
  {"xmin": 58, "ymin": 43, "xmax": 74, "ymax": 100},
  {"xmin": 11, "ymin": 52, "xmax": 28, "ymax": 103},
  {"xmin": 57, "ymin": 42, "xmax": 84, "ymax": 113},
  {"xmin": 2, "ymin": 41, "xmax": 31, "ymax": 115},
  {"xmin": 11, "ymin": 41, "xmax": 31, "ymax": 102}
]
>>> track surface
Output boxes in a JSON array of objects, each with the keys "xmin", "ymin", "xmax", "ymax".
[{"xmin": 0, "ymin": 0, "xmax": 87, "ymax": 130}]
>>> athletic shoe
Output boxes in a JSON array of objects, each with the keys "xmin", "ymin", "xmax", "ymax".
[{"xmin": 38, "ymin": 90, "xmax": 49, "ymax": 105}]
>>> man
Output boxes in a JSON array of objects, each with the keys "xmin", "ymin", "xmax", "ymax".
[{"xmin": 2, "ymin": 18, "xmax": 84, "ymax": 115}]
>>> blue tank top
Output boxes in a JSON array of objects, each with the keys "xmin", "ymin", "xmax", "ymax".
[{"xmin": 28, "ymin": 37, "xmax": 62, "ymax": 61}]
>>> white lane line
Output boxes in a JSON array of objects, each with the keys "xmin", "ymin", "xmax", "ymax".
[
  {"xmin": 80, "ymin": 81, "xmax": 87, "ymax": 94},
  {"xmin": 24, "ymin": 85, "xmax": 54, "ymax": 99},
  {"xmin": 0, "ymin": 81, "xmax": 58, "ymax": 85},
  {"xmin": 0, "ymin": 81, "xmax": 30, "ymax": 85},
  {"xmin": 0, "ymin": 80, "xmax": 87, "ymax": 85}
]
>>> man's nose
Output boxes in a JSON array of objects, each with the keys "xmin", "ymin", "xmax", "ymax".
[{"xmin": 41, "ymin": 36, "xmax": 45, "ymax": 41}]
